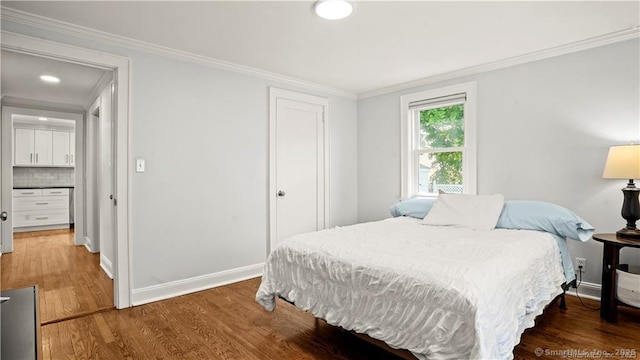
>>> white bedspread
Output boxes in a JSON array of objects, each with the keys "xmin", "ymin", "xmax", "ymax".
[{"xmin": 256, "ymin": 217, "xmax": 565, "ymax": 360}]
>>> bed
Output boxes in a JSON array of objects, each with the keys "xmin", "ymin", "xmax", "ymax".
[{"xmin": 256, "ymin": 196, "xmax": 593, "ymax": 359}]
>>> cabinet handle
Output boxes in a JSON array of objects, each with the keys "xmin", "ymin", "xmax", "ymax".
[
  {"xmin": 71, "ymin": 154, "xmax": 74, "ymax": 164},
  {"xmin": 35, "ymin": 217, "xmax": 49, "ymax": 220},
  {"xmin": 66, "ymin": 154, "xmax": 68, "ymax": 163},
  {"xmin": 36, "ymin": 202, "xmax": 49, "ymax": 205},
  {"xmin": 22, "ymin": 192, "xmax": 34, "ymax": 195},
  {"xmin": 36, "ymin": 153, "xmax": 38, "ymax": 163},
  {"xmin": 30, "ymin": 153, "xmax": 33, "ymax": 163},
  {"xmin": 50, "ymin": 191, "xmax": 61, "ymax": 194}
]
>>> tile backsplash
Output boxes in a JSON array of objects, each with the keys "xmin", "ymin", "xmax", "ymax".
[{"xmin": 13, "ymin": 167, "xmax": 75, "ymax": 188}]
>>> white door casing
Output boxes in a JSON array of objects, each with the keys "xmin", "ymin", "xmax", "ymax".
[{"xmin": 269, "ymin": 88, "xmax": 330, "ymax": 253}]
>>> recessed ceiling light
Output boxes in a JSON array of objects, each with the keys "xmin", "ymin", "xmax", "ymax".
[
  {"xmin": 38, "ymin": 117, "xmax": 48, "ymax": 121},
  {"xmin": 40, "ymin": 75, "xmax": 60, "ymax": 83},
  {"xmin": 315, "ymin": 0, "xmax": 353, "ymax": 20}
]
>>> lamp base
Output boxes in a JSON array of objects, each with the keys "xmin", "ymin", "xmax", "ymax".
[{"xmin": 616, "ymin": 227, "xmax": 640, "ymax": 239}]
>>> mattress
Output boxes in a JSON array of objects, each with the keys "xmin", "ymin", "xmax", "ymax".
[{"xmin": 256, "ymin": 217, "xmax": 565, "ymax": 360}]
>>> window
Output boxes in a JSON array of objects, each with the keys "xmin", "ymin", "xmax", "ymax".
[{"xmin": 400, "ymin": 82, "xmax": 476, "ymax": 198}]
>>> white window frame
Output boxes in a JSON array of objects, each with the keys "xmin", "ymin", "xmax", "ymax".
[{"xmin": 400, "ymin": 81, "xmax": 477, "ymax": 199}]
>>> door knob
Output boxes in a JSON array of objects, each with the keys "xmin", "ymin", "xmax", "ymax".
[
  {"xmin": 277, "ymin": 191, "xmax": 286, "ymax": 197},
  {"xmin": 1, "ymin": 211, "xmax": 7, "ymax": 221}
]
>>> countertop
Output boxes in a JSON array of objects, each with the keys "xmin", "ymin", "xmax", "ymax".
[{"xmin": 13, "ymin": 186, "xmax": 74, "ymax": 189}]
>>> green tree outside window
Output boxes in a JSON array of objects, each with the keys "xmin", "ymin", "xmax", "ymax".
[{"xmin": 419, "ymin": 104, "xmax": 464, "ymax": 186}]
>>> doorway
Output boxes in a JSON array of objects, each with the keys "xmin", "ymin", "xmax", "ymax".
[
  {"xmin": 0, "ymin": 32, "xmax": 131, "ymax": 308},
  {"xmin": 1, "ymin": 107, "xmax": 84, "ymax": 252},
  {"xmin": 268, "ymin": 88, "xmax": 330, "ymax": 253}
]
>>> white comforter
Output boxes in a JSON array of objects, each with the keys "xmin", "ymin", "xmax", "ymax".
[{"xmin": 256, "ymin": 217, "xmax": 565, "ymax": 360}]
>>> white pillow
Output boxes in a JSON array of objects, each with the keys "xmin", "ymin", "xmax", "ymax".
[{"xmin": 422, "ymin": 193, "xmax": 505, "ymax": 230}]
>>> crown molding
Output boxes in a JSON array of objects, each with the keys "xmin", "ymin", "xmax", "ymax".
[
  {"xmin": 358, "ymin": 26, "xmax": 640, "ymax": 100},
  {"xmin": 3, "ymin": 6, "xmax": 637, "ymax": 102},
  {"xmin": 0, "ymin": 6, "xmax": 357, "ymax": 100}
]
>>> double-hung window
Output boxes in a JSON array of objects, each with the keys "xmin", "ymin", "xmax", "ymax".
[{"xmin": 400, "ymin": 82, "xmax": 476, "ymax": 198}]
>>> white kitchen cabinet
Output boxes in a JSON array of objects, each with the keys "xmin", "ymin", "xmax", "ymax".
[
  {"xmin": 14, "ymin": 128, "xmax": 74, "ymax": 167},
  {"xmin": 13, "ymin": 188, "xmax": 70, "ymax": 230},
  {"xmin": 14, "ymin": 128, "xmax": 35, "ymax": 166},
  {"xmin": 34, "ymin": 130, "xmax": 53, "ymax": 165},
  {"xmin": 69, "ymin": 133, "xmax": 75, "ymax": 166},
  {"xmin": 52, "ymin": 131, "xmax": 71, "ymax": 166}
]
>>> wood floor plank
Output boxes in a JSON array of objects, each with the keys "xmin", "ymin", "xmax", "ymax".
[
  {"xmin": 39, "ymin": 277, "xmax": 639, "ymax": 359},
  {"xmin": 1, "ymin": 229, "xmax": 114, "ymax": 323}
]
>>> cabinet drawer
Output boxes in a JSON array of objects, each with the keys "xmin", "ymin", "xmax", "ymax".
[
  {"xmin": 43, "ymin": 188, "xmax": 69, "ymax": 196},
  {"xmin": 13, "ymin": 189, "xmax": 43, "ymax": 197},
  {"xmin": 13, "ymin": 209, "xmax": 69, "ymax": 228},
  {"xmin": 13, "ymin": 196, "xmax": 69, "ymax": 211}
]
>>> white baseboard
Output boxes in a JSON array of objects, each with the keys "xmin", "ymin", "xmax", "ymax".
[
  {"xmin": 100, "ymin": 254, "xmax": 113, "ymax": 279},
  {"xmin": 566, "ymin": 280, "xmax": 601, "ymax": 301},
  {"xmin": 13, "ymin": 224, "xmax": 70, "ymax": 232},
  {"xmin": 131, "ymin": 263, "xmax": 264, "ymax": 306},
  {"xmin": 83, "ymin": 236, "xmax": 98, "ymax": 253}
]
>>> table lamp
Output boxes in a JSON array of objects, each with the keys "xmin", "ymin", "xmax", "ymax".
[{"xmin": 602, "ymin": 144, "xmax": 640, "ymax": 239}]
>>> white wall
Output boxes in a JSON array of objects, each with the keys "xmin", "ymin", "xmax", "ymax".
[
  {"xmin": 358, "ymin": 39, "xmax": 640, "ymax": 284},
  {"xmin": 1, "ymin": 21, "xmax": 359, "ymax": 291}
]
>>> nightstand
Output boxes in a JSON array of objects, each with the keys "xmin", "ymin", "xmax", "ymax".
[{"xmin": 592, "ymin": 233, "xmax": 640, "ymax": 322}]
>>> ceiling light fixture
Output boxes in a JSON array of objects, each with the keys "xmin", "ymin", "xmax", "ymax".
[
  {"xmin": 40, "ymin": 75, "xmax": 60, "ymax": 83},
  {"xmin": 315, "ymin": 0, "xmax": 353, "ymax": 20},
  {"xmin": 38, "ymin": 117, "xmax": 48, "ymax": 121}
]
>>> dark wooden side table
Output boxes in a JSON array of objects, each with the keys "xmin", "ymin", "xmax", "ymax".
[
  {"xmin": 1, "ymin": 286, "xmax": 41, "ymax": 359},
  {"xmin": 592, "ymin": 233, "xmax": 640, "ymax": 322}
]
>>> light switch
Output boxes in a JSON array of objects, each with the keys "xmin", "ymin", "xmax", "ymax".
[{"xmin": 136, "ymin": 158, "xmax": 145, "ymax": 172}]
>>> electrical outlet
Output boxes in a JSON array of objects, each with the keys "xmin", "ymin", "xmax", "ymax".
[{"xmin": 576, "ymin": 258, "xmax": 587, "ymax": 273}]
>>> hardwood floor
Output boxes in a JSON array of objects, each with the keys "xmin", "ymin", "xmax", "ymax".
[
  {"xmin": 1, "ymin": 229, "xmax": 114, "ymax": 324},
  {"xmin": 40, "ymin": 277, "xmax": 640, "ymax": 360}
]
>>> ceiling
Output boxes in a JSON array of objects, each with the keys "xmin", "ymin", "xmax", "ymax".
[
  {"xmin": 2, "ymin": 1, "xmax": 639, "ymax": 96},
  {"xmin": 1, "ymin": 50, "xmax": 110, "ymax": 107}
]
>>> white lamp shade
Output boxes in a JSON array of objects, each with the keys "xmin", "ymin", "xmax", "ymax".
[{"xmin": 602, "ymin": 144, "xmax": 640, "ymax": 179}]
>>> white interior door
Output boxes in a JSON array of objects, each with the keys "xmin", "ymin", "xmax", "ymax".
[
  {"xmin": 98, "ymin": 84, "xmax": 115, "ymax": 278},
  {"xmin": 270, "ymin": 88, "xmax": 329, "ymax": 251},
  {"xmin": 0, "ymin": 106, "xmax": 3, "ymax": 358},
  {"xmin": 1, "ymin": 109, "xmax": 6, "ymax": 250}
]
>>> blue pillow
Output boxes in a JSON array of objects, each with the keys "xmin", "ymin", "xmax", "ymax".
[
  {"xmin": 390, "ymin": 198, "xmax": 594, "ymax": 242},
  {"xmin": 495, "ymin": 200, "xmax": 594, "ymax": 242},
  {"xmin": 389, "ymin": 197, "xmax": 437, "ymax": 218}
]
